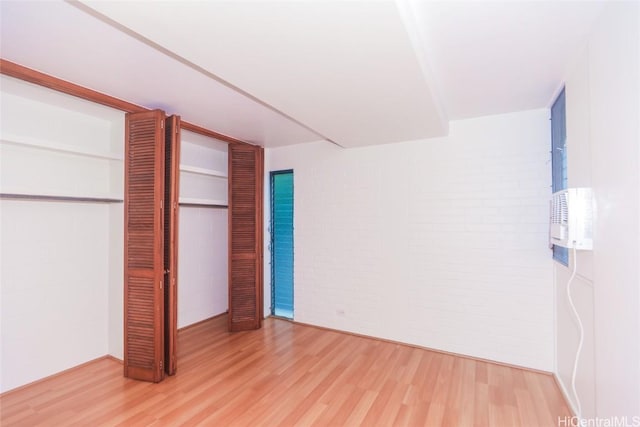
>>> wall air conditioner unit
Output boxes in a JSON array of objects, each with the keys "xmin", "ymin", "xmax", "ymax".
[{"xmin": 550, "ymin": 188, "xmax": 594, "ymax": 250}]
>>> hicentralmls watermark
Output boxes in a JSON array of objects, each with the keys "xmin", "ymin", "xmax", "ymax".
[{"xmin": 558, "ymin": 416, "xmax": 640, "ymax": 427}]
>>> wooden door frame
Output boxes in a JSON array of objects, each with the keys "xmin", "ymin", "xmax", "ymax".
[{"xmin": 164, "ymin": 115, "xmax": 181, "ymax": 375}]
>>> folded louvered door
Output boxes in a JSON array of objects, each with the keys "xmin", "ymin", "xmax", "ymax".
[
  {"xmin": 228, "ymin": 143, "xmax": 264, "ymax": 332},
  {"xmin": 164, "ymin": 115, "xmax": 180, "ymax": 376},
  {"xmin": 124, "ymin": 110, "xmax": 166, "ymax": 382}
]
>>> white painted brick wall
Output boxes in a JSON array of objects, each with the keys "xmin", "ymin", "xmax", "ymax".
[{"xmin": 266, "ymin": 109, "xmax": 554, "ymax": 371}]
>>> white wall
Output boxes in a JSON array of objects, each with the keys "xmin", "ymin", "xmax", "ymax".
[
  {"xmin": 0, "ymin": 201, "xmax": 110, "ymax": 392},
  {"xmin": 178, "ymin": 207, "xmax": 228, "ymax": 327},
  {"xmin": 266, "ymin": 109, "xmax": 554, "ymax": 371},
  {"xmin": 108, "ymin": 204, "xmax": 124, "ymax": 360},
  {"xmin": 557, "ymin": 2, "xmax": 640, "ymax": 419},
  {"xmin": 177, "ymin": 131, "xmax": 229, "ymax": 328}
]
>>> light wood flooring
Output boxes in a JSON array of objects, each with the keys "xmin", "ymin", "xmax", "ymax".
[{"xmin": 1, "ymin": 315, "xmax": 571, "ymax": 426}]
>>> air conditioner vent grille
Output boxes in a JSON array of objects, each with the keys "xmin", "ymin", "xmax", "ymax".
[
  {"xmin": 549, "ymin": 188, "xmax": 593, "ymax": 250},
  {"xmin": 551, "ymin": 191, "xmax": 568, "ymax": 225}
]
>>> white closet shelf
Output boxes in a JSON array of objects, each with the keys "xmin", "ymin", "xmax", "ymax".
[
  {"xmin": 179, "ymin": 197, "xmax": 228, "ymax": 207},
  {"xmin": 179, "ymin": 165, "xmax": 227, "ymax": 178},
  {"xmin": 1, "ymin": 136, "xmax": 122, "ymax": 160}
]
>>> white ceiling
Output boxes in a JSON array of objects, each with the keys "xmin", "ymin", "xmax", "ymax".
[{"xmin": 0, "ymin": 0, "xmax": 606, "ymax": 148}]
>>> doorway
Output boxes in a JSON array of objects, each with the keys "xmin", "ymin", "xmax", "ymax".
[{"xmin": 270, "ymin": 170, "xmax": 294, "ymax": 319}]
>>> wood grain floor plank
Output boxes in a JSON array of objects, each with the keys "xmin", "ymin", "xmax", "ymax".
[
  {"xmin": 0, "ymin": 315, "xmax": 571, "ymax": 426},
  {"xmin": 474, "ymin": 382, "xmax": 490, "ymax": 427}
]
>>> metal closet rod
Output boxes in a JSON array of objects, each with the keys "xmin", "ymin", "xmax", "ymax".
[
  {"xmin": 0, "ymin": 194, "xmax": 232, "ymax": 207},
  {"xmin": 0, "ymin": 193, "xmax": 123, "ymax": 203},
  {"xmin": 179, "ymin": 202, "xmax": 228, "ymax": 209}
]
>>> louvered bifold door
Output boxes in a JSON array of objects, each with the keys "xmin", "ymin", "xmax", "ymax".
[
  {"xmin": 228, "ymin": 143, "xmax": 264, "ymax": 332},
  {"xmin": 164, "ymin": 115, "xmax": 180, "ymax": 376},
  {"xmin": 124, "ymin": 110, "xmax": 166, "ymax": 382}
]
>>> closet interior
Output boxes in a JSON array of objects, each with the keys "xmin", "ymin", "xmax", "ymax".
[{"xmin": 0, "ymin": 71, "xmax": 261, "ymax": 389}]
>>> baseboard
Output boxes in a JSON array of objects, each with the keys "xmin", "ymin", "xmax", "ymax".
[
  {"xmin": 553, "ymin": 372, "xmax": 578, "ymax": 417},
  {"xmin": 0, "ymin": 316, "xmax": 228, "ymax": 397},
  {"xmin": 289, "ymin": 318, "xmax": 553, "ymax": 376},
  {"xmin": 105, "ymin": 354, "xmax": 123, "ymax": 364},
  {"xmin": 0, "ymin": 355, "xmax": 115, "ymax": 397},
  {"xmin": 268, "ymin": 314, "xmax": 294, "ymax": 322},
  {"xmin": 178, "ymin": 311, "xmax": 228, "ymax": 332}
]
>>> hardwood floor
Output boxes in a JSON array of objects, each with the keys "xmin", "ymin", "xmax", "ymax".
[{"xmin": 1, "ymin": 315, "xmax": 571, "ymax": 426}]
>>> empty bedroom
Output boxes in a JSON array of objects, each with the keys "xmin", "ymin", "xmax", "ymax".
[{"xmin": 1, "ymin": 1, "xmax": 638, "ymax": 426}]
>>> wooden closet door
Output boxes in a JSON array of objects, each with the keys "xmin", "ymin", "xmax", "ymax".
[
  {"xmin": 124, "ymin": 110, "xmax": 166, "ymax": 382},
  {"xmin": 164, "ymin": 115, "xmax": 180, "ymax": 375},
  {"xmin": 228, "ymin": 143, "xmax": 264, "ymax": 332}
]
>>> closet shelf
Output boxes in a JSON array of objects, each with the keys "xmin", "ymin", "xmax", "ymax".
[
  {"xmin": 1, "ymin": 135, "xmax": 122, "ymax": 160},
  {"xmin": 0, "ymin": 193, "xmax": 123, "ymax": 203},
  {"xmin": 179, "ymin": 165, "xmax": 227, "ymax": 178},
  {"xmin": 179, "ymin": 197, "xmax": 228, "ymax": 207}
]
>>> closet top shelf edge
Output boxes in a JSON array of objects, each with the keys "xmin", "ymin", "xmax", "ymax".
[
  {"xmin": 179, "ymin": 165, "xmax": 227, "ymax": 178},
  {"xmin": 1, "ymin": 136, "xmax": 122, "ymax": 160}
]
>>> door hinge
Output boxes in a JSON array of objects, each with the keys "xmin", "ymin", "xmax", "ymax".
[
  {"xmin": 161, "ymin": 199, "xmax": 163, "ymax": 209},
  {"xmin": 160, "ymin": 360, "xmax": 163, "ymax": 369},
  {"xmin": 160, "ymin": 280, "xmax": 163, "ymax": 290}
]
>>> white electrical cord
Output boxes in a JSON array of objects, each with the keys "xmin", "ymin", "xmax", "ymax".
[{"xmin": 566, "ymin": 245, "xmax": 583, "ymax": 419}]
